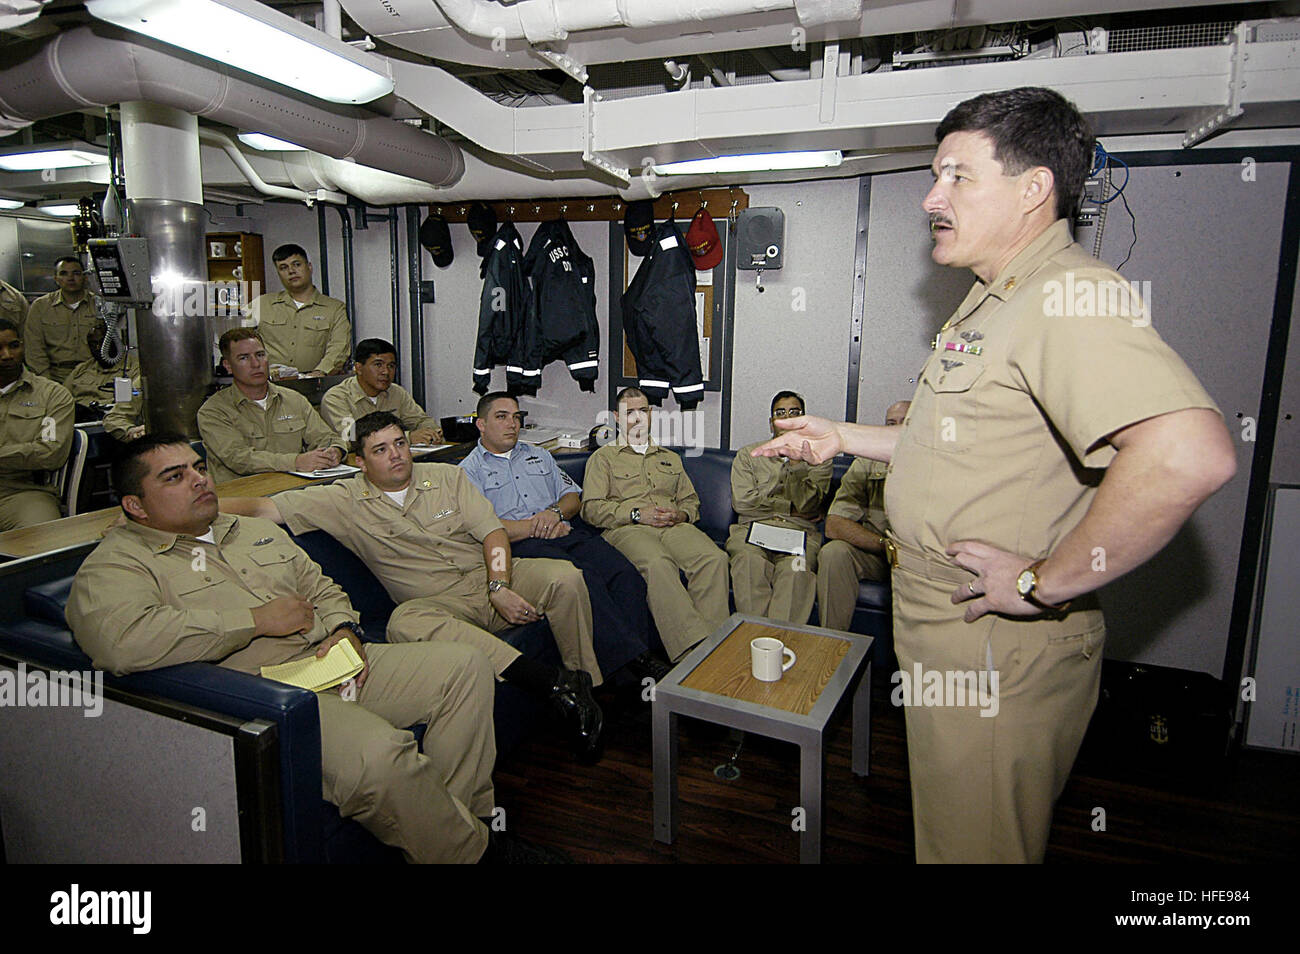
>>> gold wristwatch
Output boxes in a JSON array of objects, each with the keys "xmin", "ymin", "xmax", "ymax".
[{"xmin": 1015, "ymin": 559, "xmax": 1071, "ymax": 613}]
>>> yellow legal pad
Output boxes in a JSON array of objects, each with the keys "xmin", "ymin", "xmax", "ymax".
[{"xmin": 261, "ymin": 639, "xmax": 364, "ymax": 692}]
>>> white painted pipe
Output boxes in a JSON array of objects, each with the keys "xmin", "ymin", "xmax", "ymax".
[
  {"xmin": 121, "ymin": 101, "xmax": 203, "ymax": 204},
  {"xmin": 197, "ymin": 128, "xmax": 343, "ymax": 204}
]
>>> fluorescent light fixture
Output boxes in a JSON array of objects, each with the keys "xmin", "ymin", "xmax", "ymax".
[
  {"xmin": 237, "ymin": 132, "xmax": 308, "ymax": 152},
  {"xmin": 0, "ymin": 145, "xmax": 107, "ymax": 172},
  {"xmin": 37, "ymin": 204, "xmax": 81, "ymax": 217},
  {"xmin": 0, "ymin": 199, "xmax": 25, "ymax": 210},
  {"xmin": 653, "ymin": 150, "xmax": 843, "ymax": 176},
  {"xmin": 86, "ymin": 0, "xmax": 394, "ymax": 105}
]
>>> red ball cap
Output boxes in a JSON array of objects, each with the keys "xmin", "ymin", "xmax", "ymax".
[{"xmin": 685, "ymin": 207, "xmax": 723, "ymax": 270}]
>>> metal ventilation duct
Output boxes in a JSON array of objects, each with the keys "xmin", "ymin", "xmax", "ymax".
[{"xmin": 0, "ymin": 24, "xmax": 464, "ymax": 188}]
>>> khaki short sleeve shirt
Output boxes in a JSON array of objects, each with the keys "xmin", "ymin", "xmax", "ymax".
[
  {"xmin": 249, "ymin": 289, "xmax": 351, "ymax": 375},
  {"xmin": 0, "ymin": 368, "xmax": 74, "ymax": 495},
  {"xmin": 886, "ymin": 219, "xmax": 1218, "ymax": 559},
  {"xmin": 274, "ymin": 462, "xmax": 504, "ymax": 603},
  {"xmin": 197, "ymin": 382, "xmax": 345, "ymax": 484},
  {"xmin": 319, "ymin": 376, "xmax": 439, "ymax": 436},
  {"xmin": 66, "ymin": 513, "xmax": 359, "ymax": 676},
  {"xmin": 23, "ymin": 291, "xmax": 100, "ymax": 382},
  {"xmin": 827, "ymin": 457, "xmax": 889, "ymax": 533},
  {"xmin": 730, "ymin": 439, "xmax": 832, "ymax": 532},
  {"xmin": 580, "ymin": 443, "xmax": 701, "ymax": 528}
]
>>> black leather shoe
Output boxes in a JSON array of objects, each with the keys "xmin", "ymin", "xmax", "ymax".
[
  {"xmin": 549, "ymin": 669, "xmax": 604, "ymax": 763},
  {"xmin": 479, "ymin": 829, "xmax": 573, "ymax": 864},
  {"xmin": 624, "ymin": 651, "xmax": 674, "ymax": 684}
]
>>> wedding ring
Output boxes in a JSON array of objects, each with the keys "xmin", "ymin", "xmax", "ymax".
[{"xmin": 968, "ymin": 581, "xmax": 977, "ymax": 595}]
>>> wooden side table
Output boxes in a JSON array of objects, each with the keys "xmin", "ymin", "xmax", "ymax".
[{"xmin": 652, "ymin": 614, "xmax": 873, "ymax": 863}]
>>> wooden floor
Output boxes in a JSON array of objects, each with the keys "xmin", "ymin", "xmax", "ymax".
[{"xmin": 493, "ymin": 667, "xmax": 1300, "ymax": 864}]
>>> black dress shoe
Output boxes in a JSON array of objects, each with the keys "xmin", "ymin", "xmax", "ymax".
[
  {"xmin": 624, "ymin": 651, "xmax": 674, "ymax": 684},
  {"xmin": 478, "ymin": 829, "xmax": 574, "ymax": 864},
  {"xmin": 549, "ymin": 669, "xmax": 604, "ymax": 762}
]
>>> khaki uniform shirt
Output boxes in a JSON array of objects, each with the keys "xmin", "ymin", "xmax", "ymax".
[
  {"xmin": 275, "ymin": 463, "xmax": 504, "ymax": 604},
  {"xmin": 196, "ymin": 382, "xmax": 346, "ymax": 485},
  {"xmin": 23, "ymin": 290, "xmax": 100, "ymax": 384},
  {"xmin": 0, "ymin": 280, "xmax": 27, "ymax": 335},
  {"xmin": 101, "ymin": 390, "xmax": 144, "ymax": 442},
  {"xmin": 827, "ymin": 457, "xmax": 890, "ymax": 535},
  {"xmin": 731, "ymin": 439, "xmax": 832, "ymax": 533},
  {"xmin": 66, "ymin": 513, "xmax": 359, "ymax": 676},
  {"xmin": 249, "ymin": 288, "xmax": 351, "ymax": 375},
  {"xmin": 887, "ymin": 219, "xmax": 1218, "ymax": 561},
  {"xmin": 0, "ymin": 367, "xmax": 74, "ymax": 496},
  {"xmin": 320, "ymin": 375, "xmax": 438, "ymax": 436},
  {"xmin": 63, "ymin": 351, "xmax": 140, "ymax": 407},
  {"xmin": 580, "ymin": 442, "xmax": 701, "ymax": 528}
]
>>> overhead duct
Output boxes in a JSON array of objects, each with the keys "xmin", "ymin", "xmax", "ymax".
[{"xmin": 0, "ymin": 24, "xmax": 464, "ymax": 188}]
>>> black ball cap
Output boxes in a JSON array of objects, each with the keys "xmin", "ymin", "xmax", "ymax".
[
  {"xmin": 624, "ymin": 199, "xmax": 655, "ymax": 256},
  {"xmin": 467, "ymin": 201, "xmax": 498, "ymax": 258},
  {"xmin": 419, "ymin": 214, "xmax": 454, "ymax": 268}
]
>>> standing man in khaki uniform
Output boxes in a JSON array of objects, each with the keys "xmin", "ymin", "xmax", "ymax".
[
  {"xmin": 24, "ymin": 257, "xmax": 99, "ymax": 385},
  {"xmin": 0, "ymin": 278, "xmax": 27, "ymax": 336},
  {"xmin": 727, "ymin": 390, "xmax": 832, "ymax": 625},
  {"xmin": 816, "ymin": 400, "xmax": 909, "ymax": 631},
  {"xmin": 62, "ymin": 321, "xmax": 140, "ymax": 417},
  {"xmin": 581, "ymin": 387, "xmax": 729, "ymax": 661},
  {"xmin": 320, "ymin": 338, "xmax": 442, "ymax": 444},
  {"xmin": 0, "ymin": 317, "xmax": 74, "ymax": 529},
  {"xmin": 197, "ymin": 327, "xmax": 346, "ymax": 484},
  {"xmin": 248, "ymin": 243, "xmax": 351, "ymax": 377},
  {"xmin": 759, "ymin": 87, "xmax": 1235, "ymax": 863},
  {"xmin": 220, "ymin": 411, "xmax": 605, "ymax": 761},
  {"xmin": 65, "ymin": 433, "xmax": 567, "ymax": 864}
]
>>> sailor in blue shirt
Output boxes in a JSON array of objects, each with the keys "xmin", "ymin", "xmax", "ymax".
[{"xmin": 460, "ymin": 392, "xmax": 669, "ymax": 682}]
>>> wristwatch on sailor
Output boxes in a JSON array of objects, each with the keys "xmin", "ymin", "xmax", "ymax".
[
  {"xmin": 630, "ymin": 507, "xmax": 641, "ymax": 524},
  {"xmin": 488, "ymin": 579, "xmax": 509, "ymax": 594},
  {"xmin": 1015, "ymin": 560, "xmax": 1071, "ymax": 613},
  {"xmin": 548, "ymin": 505, "xmax": 564, "ymax": 518},
  {"xmin": 334, "ymin": 621, "xmax": 366, "ymax": 642}
]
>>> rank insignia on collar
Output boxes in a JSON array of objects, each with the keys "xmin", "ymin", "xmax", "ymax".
[
  {"xmin": 940, "ymin": 359, "xmax": 964, "ymax": 371},
  {"xmin": 1002, "ymin": 277, "xmax": 1016, "ymax": 291},
  {"xmin": 960, "ymin": 330, "xmax": 984, "ymax": 342},
  {"xmin": 421, "ymin": 480, "xmax": 432, "ymax": 488},
  {"xmin": 253, "ymin": 537, "xmax": 273, "ymax": 546}
]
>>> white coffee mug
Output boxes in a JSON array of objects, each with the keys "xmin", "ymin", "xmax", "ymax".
[
  {"xmin": 751, "ymin": 637, "xmax": 796, "ymax": 682},
  {"xmin": 210, "ymin": 241, "xmax": 226, "ymax": 257}
]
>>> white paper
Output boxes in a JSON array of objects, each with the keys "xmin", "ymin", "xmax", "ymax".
[
  {"xmin": 409, "ymin": 443, "xmax": 453, "ymax": 453},
  {"xmin": 746, "ymin": 522, "xmax": 807, "ymax": 556},
  {"xmin": 290, "ymin": 464, "xmax": 361, "ymax": 479}
]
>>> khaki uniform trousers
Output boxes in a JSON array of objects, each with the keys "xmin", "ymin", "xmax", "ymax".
[
  {"xmin": 0, "ymin": 488, "xmax": 61, "ymax": 531},
  {"xmin": 384, "ymin": 558, "xmax": 602, "ymax": 685},
  {"xmin": 317, "ymin": 641, "xmax": 495, "ymax": 863},
  {"xmin": 815, "ymin": 540, "xmax": 889, "ymax": 632},
  {"xmin": 725, "ymin": 524, "xmax": 822, "ymax": 625},
  {"xmin": 891, "ymin": 545, "xmax": 1105, "ymax": 864},
  {"xmin": 604, "ymin": 523, "xmax": 729, "ymax": 661}
]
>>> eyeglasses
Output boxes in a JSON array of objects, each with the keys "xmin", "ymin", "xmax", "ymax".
[{"xmin": 771, "ymin": 408, "xmax": 804, "ymax": 418}]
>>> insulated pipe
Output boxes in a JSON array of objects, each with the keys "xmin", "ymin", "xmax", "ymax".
[
  {"xmin": 322, "ymin": 0, "xmax": 343, "ymax": 39},
  {"xmin": 334, "ymin": 205, "xmax": 357, "ymax": 356},
  {"xmin": 389, "ymin": 210, "xmax": 400, "ymax": 358},
  {"xmin": 120, "ymin": 101, "xmax": 211, "ymax": 439},
  {"xmin": 404, "ymin": 205, "xmax": 426, "ymax": 408},
  {"xmin": 0, "ymin": 25, "xmax": 464, "ymax": 187},
  {"xmin": 197, "ymin": 128, "xmax": 341, "ymax": 204}
]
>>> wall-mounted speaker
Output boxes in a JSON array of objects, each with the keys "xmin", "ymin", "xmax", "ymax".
[{"xmin": 736, "ymin": 207, "xmax": 785, "ymax": 270}]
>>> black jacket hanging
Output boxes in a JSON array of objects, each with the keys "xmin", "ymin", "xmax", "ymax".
[
  {"xmin": 620, "ymin": 220, "xmax": 704, "ymax": 409},
  {"xmin": 523, "ymin": 219, "xmax": 600, "ymax": 393},
  {"xmin": 472, "ymin": 222, "xmax": 538, "ymax": 396}
]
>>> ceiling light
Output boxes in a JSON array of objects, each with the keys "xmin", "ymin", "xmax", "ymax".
[
  {"xmin": 653, "ymin": 150, "xmax": 843, "ymax": 176},
  {"xmin": 0, "ymin": 199, "xmax": 25, "ymax": 210},
  {"xmin": 0, "ymin": 144, "xmax": 107, "ymax": 172},
  {"xmin": 86, "ymin": 0, "xmax": 394, "ymax": 105},
  {"xmin": 237, "ymin": 133, "xmax": 308, "ymax": 152},
  {"xmin": 37, "ymin": 204, "xmax": 82, "ymax": 217}
]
